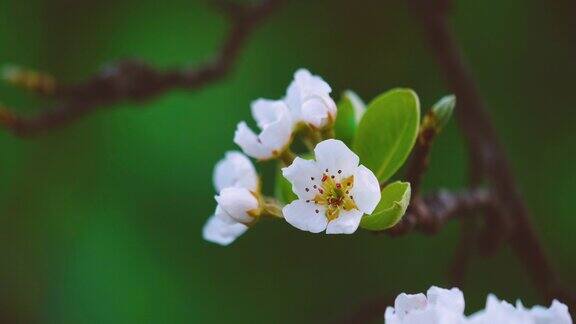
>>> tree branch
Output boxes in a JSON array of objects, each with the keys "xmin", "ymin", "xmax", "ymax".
[
  {"xmin": 384, "ymin": 188, "xmax": 493, "ymax": 237},
  {"xmin": 404, "ymin": 110, "xmax": 439, "ymax": 197},
  {"xmin": 407, "ymin": 0, "xmax": 575, "ymax": 311},
  {"xmin": 0, "ymin": 0, "xmax": 283, "ymax": 137}
]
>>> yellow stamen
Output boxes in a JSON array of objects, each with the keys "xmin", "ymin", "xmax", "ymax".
[{"xmin": 311, "ymin": 173, "xmax": 357, "ymax": 221}]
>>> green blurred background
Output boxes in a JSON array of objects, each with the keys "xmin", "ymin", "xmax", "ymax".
[{"xmin": 1, "ymin": 0, "xmax": 575, "ymax": 322}]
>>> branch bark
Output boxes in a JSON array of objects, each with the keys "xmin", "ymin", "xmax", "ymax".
[
  {"xmin": 0, "ymin": 0, "xmax": 282, "ymax": 137},
  {"xmin": 407, "ymin": 0, "xmax": 575, "ymax": 310},
  {"xmin": 384, "ymin": 188, "xmax": 493, "ymax": 237}
]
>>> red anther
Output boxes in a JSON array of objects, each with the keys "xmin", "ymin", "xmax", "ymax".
[{"xmin": 322, "ymin": 174, "xmax": 328, "ymax": 182}]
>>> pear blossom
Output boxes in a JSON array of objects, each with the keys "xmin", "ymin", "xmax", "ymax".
[
  {"xmin": 384, "ymin": 286, "xmax": 572, "ymax": 324},
  {"xmin": 203, "ymin": 206, "xmax": 249, "ymax": 246},
  {"xmin": 384, "ymin": 287, "xmax": 466, "ymax": 324},
  {"xmin": 215, "ymin": 187, "xmax": 260, "ymax": 224},
  {"xmin": 528, "ymin": 300, "xmax": 572, "ymax": 324},
  {"xmin": 285, "ymin": 69, "xmax": 337, "ymax": 129},
  {"xmin": 468, "ymin": 295, "xmax": 572, "ymax": 324},
  {"xmin": 281, "ymin": 139, "xmax": 381, "ymax": 234},
  {"xmin": 213, "ymin": 151, "xmax": 258, "ymax": 192},
  {"xmin": 203, "ymin": 151, "xmax": 260, "ymax": 246},
  {"xmin": 234, "ymin": 99, "xmax": 293, "ymax": 160}
]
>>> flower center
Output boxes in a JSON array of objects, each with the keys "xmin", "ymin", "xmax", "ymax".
[{"xmin": 307, "ymin": 169, "xmax": 357, "ymax": 221}]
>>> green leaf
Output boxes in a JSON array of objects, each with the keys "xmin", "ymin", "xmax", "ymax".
[
  {"xmin": 274, "ymin": 166, "xmax": 298, "ymax": 204},
  {"xmin": 334, "ymin": 90, "xmax": 365, "ymax": 145},
  {"xmin": 360, "ymin": 181, "xmax": 411, "ymax": 230},
  {"xmin": 353, "ymin": 88, "xmax": 420, "ymax": 182}
]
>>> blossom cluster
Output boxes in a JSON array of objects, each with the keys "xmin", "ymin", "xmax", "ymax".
[
  {"xmin": 202, "ymin": 69, "xmax": 380, "ymax": 245},
  {"xmin": 385, "ymin": 286, "xmax": 572, "ymax": 324}
]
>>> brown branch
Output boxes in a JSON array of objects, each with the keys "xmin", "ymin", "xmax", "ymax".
[
  {"xmin": 346, "ymin": 187, "xmax": 498, "ymax": 323},
  {"xmin": 449, "ymin": 216, "xmax": 477, "ymax": 287},
  {"xmin": 0, "ymin": 0, "xmax": 283, "ymax": 137},
  {"xmin": 405, "ymin": 114, "xmax": 438, "ymax": 197},
  {"xmin": 384, "ymin": 188, "xmax": 493, "ymax": 237},
  {"xmin": 407, "ymin": 0, "xmax": 575, "ymax": 312},
  {"xmin": 405, "ymin": 95, "xmax": 454, "ymax": 196}
]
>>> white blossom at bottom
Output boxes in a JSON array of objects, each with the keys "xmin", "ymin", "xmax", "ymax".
[
  {"xmin": 384, "ymin": 287, "xmax": 466, "ymax": 324},
  {"xmin": 468, "ymin": 294, "xmax": 572, "ymax": 324},
  {"xmin": 385, "ymin": 286, "xmax": 572, "ymax": 324}
]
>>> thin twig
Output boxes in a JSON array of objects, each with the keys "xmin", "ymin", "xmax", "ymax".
[
  {"xmin": 0, "ymin": 0, "xmax": 283, "ymax": 137},
  {"xmin": 449, "ymin": 216, "xmax": 478, "ymax": 287},
  {"xmin": 384, "ymin": 188, "xmax": 493, "ymax": 237},
  {"xmin": 404, "ymin": 112, "xmax": 439, "ymax": 197}
]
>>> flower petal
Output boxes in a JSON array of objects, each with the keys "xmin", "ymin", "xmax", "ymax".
[
  {"xmin": 301, "ymin": 97, "xmax": 330, "ymax": 128},
  {"xmin": 293, "ymin": 68, "xmax": 332, "ymax": 94},
  {"xmin": 529, "ymin": 300, "xmax": 572, "ymax": 324},
  {"xmin": 285, "ymin": 69, "xmax": 335, "ymax": 128},
  {"xmin": 213, "ymin": 151, "xmax": 258, "ymax": 193},
  {"xmin": 394, "ymin": 293, "xmax": 428, "ymax": 317},
  {"xmin": 251, "ymin": 99, "xmax": 285, "ymax": 128},
  {"xmin": 215, "ymin": 187, "xmax": 259, "ymax": 224},
  {"xmin": 426, "ymin": 287, "xmax": 465, "ymax": 315},
  {"xmin": 234, "ymin": 121, "xmax": 272, "ymax": 159},
  {"xmin": 351, "ymin": 165, "xmax": 381, "ymax": 214},
  {"xmin": 282, "ymin": 157, "xmax": 320, "ymax": 199},
  {"xmin": 314, "ymin": 139, "xmax": 359, "ymax": 176},
  {"xmin": 325, "ymin": 209, "xmax": 363, "ymax": 234},
  {"xmin": 257, "ymin": 103, "xmax": 292, "ymax": 152},
  {"xmin": 282, "ymin": 199, "xmax": 328, "ymax": 233},
  {"xmin": 202, "ymin": 212, "xmax": 248, "ymax": 246}
]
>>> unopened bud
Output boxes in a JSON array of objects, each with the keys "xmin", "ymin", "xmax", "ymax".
[{"xmin": 430, "ymin": 94, "xmax": 456, "ymax": 131}]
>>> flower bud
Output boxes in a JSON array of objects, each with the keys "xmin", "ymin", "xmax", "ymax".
[
  {"xmin": 430, "ymin": 94, "xmax": 456, "ymax": 131},
  {"xmin": 215, "ymin": 187, "xmax": 260, "ymax": 224}
]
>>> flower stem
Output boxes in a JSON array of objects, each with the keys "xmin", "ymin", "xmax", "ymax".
[
  {"xmin": 321, "ymin": 127, "xmax": 335, "ymax": 140},
  {"xmin": 308, "ymin": 128, "xmax": 323, "ymax": 144},
  {"xmin": 279, "ymin": 148, "xmax": 296, "ymax": 165},
  {"xmin": 262, "ymin": 197, "xmax": 284, "ymax": 218}
]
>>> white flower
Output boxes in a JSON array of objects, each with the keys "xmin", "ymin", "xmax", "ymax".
[
  {"xmin": 234, "ymin": 99, "xmax": 292, "ymax": 160},
  {"xmin": 203, "ymin": 151, "xmax": 260, "ymax": 246},
  {"xmin": 468, "ymin": 295, "xmax": 572, "ymax": 324},
  {"xmin": 467, "ymin": 295, "xmax": 532, "ymax": 324},
  {"xmin": 215, "ymin": 187, "xmax": 260, "ymax": 224},
  {"xmin": 384, "ymin": 286, "xmax": 466, "ymax": 324},
  {"xmin": 202, "ymin": 206, "xmax": 249, "ymax": 246},
  {"xmin": 281, "ymin": 139, "xmax": 380, "ymax": 234},
  {"xmin": 529, "ymin": 300, "xmax": 572, "ymax": 324},
  {"xmin": 285, "ymin": 69, "xmax": 337, "ymax": 129},
  {"xmin": 213, "ymin": 151, "xmax": 258, "ymax": 192},
  {"xmin": 384, "ymin": 287, "xmax": 573, "ymax": 324}
]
